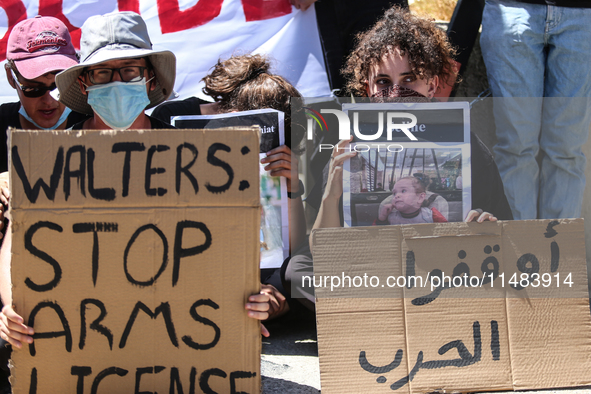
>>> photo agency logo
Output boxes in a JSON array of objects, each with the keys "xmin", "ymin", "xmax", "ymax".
[{"xmin": 304, "ymin": 106, "xmax": 422, "ymax": 152}]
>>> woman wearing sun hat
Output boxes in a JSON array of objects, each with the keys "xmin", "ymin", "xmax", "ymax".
[{"xmin": 55, "ymin": 11, "xmax": 177, "ymax": 130}]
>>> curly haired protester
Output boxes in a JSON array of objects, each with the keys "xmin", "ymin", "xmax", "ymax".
[
  {"xmin": 0, "ymin": 13, "xmax": 272, "ymax": 373},
  {"xmin": 154, "ymin": 54, "xmax": 307, "ymax": 320},
  {"xmin": 282, "ymin": 6, "xmax": 513, "ymax": 311}
]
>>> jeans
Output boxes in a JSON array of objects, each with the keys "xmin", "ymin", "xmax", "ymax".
[{"xmin": 480, "ymin": 0, "xmax": 591, "ymax": 219}]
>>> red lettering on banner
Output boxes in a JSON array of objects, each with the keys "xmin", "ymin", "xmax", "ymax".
[
  {"xmin": 242, "ymin": 0, "xmax": 291, "ymax": 22},
  {"xmin": 157, "ymin": 0, "xmax": 223, "ymax": 34},
  {"xmin": 0, "ymin": 0, "xmax": 27, "ymax": 61},
  {"xmin": 0, "ymin": 0, "xmax": 295, "ymax": 58},
  {"xmin": 118, "ymin": 0, "xmax": 140, "ymax": 14},
  {"xmin": 39, "ymin": 0, "xmax": 81, "ymax": 47}
]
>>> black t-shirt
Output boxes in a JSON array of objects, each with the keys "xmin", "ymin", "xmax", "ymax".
[
  {"xmin": 70, "ymin": 115, "xmax": 176, "ymax": 130},
  {"xmin": 151, "ymin": 97, "xmax": 210, "ymax": 124},
  {"xmin": 0, "ymin": 102, "xmax": 89, "ymax": 173}
]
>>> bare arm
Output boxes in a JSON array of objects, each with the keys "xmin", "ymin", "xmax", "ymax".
[
  {"xmin": 0, "ymin": 220, "xmax": 34, "ymax": 348},
  {"xmin": 309, "ymin": 137, "xmax": 356, "ymax": 249},
  {"xmin": 0, "ymin": 173, "xmax": 35, "ymax": 348},
  {"xmin": 0, "ymin": 222, "xmax": 11, "ymax": 307}
]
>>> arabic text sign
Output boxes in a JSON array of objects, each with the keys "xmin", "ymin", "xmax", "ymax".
[
  {"xmin": 313, "ymin": 220, "xmax": 591, "ymax": 393},
  {"xmin": 9, "ymin": 127, "xmax": 261, "ymax": 393}
]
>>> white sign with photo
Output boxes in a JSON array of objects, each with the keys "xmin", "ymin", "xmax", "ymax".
[
  {"xmin": 172, "ymin": 109, "xmax": 289, "ymax": 269},
  {"xmin": 342, "ymin": 102, "xmax": 471, "ymax": 227}
]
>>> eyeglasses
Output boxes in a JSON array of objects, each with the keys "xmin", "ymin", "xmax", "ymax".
[
  {"xmin": 10, "ymin": 68, "xmax": 56, "ymax": 98},
  {"xmin": 84, "ymin": 66, "xmax": 148, "ymax": 85}
]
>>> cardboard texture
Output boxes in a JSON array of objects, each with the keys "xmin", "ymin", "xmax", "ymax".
[
  {"xmin": 9, "ymin": 128, "xmax": 261, "ymax": 393},
  {"xmin": 312, "ymin": 220, "xmax": 591, "ymax": 393}
]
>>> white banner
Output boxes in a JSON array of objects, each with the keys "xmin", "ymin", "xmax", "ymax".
[{"xmin": 0, "ymin": 0, "xmax": 330, "ymax": 105}]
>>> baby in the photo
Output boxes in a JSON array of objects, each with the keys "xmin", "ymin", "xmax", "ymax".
[{"xmin": 377, "ymin": 177, "xmax": 448, "ymax": 225}]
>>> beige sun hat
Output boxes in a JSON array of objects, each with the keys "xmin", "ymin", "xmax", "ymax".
[{"xmin": 55, "ymin": 11, "xmax": 175, "ymax": 115}]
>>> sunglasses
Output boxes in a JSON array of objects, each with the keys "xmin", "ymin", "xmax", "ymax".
[{"xmin": 10, "ymin": 68, "xmax": 56, "ymax": 98}]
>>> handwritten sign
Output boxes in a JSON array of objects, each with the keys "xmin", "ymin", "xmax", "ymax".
[
  {"xmin": 312, "ymin": 220, "xmax": 591, "ymax": 393},
  {"xmin": 9, "ymin": 127, "xmax": 261, "ymax": 393}
]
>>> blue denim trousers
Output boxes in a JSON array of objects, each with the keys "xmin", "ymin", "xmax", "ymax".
[{"xmin": 480, "ymin": 0, "xmax": 591, "ymax": 219}]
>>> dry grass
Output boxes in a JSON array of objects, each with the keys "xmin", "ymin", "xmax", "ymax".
[{"xmin": 409, "ymin": 0, "xmax": 458, "ymax": 21}]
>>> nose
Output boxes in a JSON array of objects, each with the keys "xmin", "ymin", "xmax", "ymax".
[
  {"xmin": 40, "ymin": 89, "xmax": 57, "ymax": 104},
  {"xmin": 111, "ymin": 70, "xmax": 122, "ymax": 82}
]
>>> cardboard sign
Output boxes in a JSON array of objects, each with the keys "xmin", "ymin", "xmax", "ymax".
[
  {"xmin": 312, "ymin": 220, "xmax": 591, "ymax": 393},
  {"xmin": 9, "ymin": 127, "xmax": 261, "ymax": 393}
]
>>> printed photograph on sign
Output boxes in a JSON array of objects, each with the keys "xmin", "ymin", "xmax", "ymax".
[
  {"xmin": 342, "ymin": 102, "xmax": 471, "ymax": 227},
  {"xmin": 346, "ymin": 146, "xmax": 464, "ymax": 226},
  {"xmin": 173, "ymin": 109, "xmax": 288, "ymax": 268}
]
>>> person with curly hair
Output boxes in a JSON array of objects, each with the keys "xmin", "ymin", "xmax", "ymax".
[
  {"xmin": 153, "ymin": 54, "xmax": 305, "ymax": 154},
  {"xmin": 281, "ymin": 7, "xmax": 513, "ymax": 311},
  {"xmin": 342, "ymin": 6, "xmax": 456, "ymax": 99},
  {"xmin": 153, "ymin": 54, "xmax": 307, "ymax": 321}
]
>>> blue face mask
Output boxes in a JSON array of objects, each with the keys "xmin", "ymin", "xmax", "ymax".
[
  {"xmin": 18, "ymin": 105, "xmax": 72, "ymax": 130},
  {"xmin": 86, "ymin": 78, "xmax": 151, "ymax": 130}
]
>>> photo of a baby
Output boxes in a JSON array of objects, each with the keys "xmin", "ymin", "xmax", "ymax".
[
  {"xmin": 376, "ymin": 176, "xmax": 448, "ymax": 225},
  {"xmin": 345, "ymin": 146, "xmax": 467, "ymax": 226}
]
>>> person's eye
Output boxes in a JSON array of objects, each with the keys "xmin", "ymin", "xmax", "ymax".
[
  {"xmin": 402, "ymin": 75, "xmax": 417, "ymax": 83},
  {"xmin": 122, "ymin": 67, "xmax": 138, "ymax": 74},
  {"xmin": 91, "ymin": 69, "xmax": 111, "ymax": 81},
  {"xmin": 376, "ymin": 78, "xmax": 390, "ymax": 85},
  {"xmin": 122, "ymin": 67, "xmax": 142, "ymax": 81}
]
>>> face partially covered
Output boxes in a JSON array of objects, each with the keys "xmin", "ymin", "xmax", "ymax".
[
  {"xmin": 366, "ymin": 48, "xmax": 438, "ymax": 98},
  {"xmin": 7, "ymin": 67, "xmax": 67, "ymax": 129},
  {"xmin": 79, "ymin": 57, "xmax": 153, "ymax": 91},
  {"xmin": 392, "ymin": 178, "xmax": 425, "ymax": 214},
  {"xmin": 77, "ymin": 57, "xmax": 156, "ymax": 130}
]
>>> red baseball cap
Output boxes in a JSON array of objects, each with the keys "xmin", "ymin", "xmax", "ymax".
[{"xmin": 7, "ymin": 15, "xmax": 78, "ymax": 80}]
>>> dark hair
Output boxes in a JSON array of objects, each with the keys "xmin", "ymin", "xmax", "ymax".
[
  {"xmin": 202, "ymin": 54, "xmax": 304, "ymax": 154},
  {"xmin": 6, "ymin": 59, "xmax": 16, "ymax": 71},
  {"xmin": 343, "ymin": 6, "xmax": 457, "ymax": 97}
]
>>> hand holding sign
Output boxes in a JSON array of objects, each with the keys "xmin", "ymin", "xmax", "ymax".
[
  {"xmin": 464, "ymin": 209, "xmax": 497, "ymax": 223},
  {"xmin": 0, "ymin": 304, "xmax": 34, "ymax": 349},
  {"xmin": 260, "ymin": 145, "xmax": 298, "ymax": 191}
]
